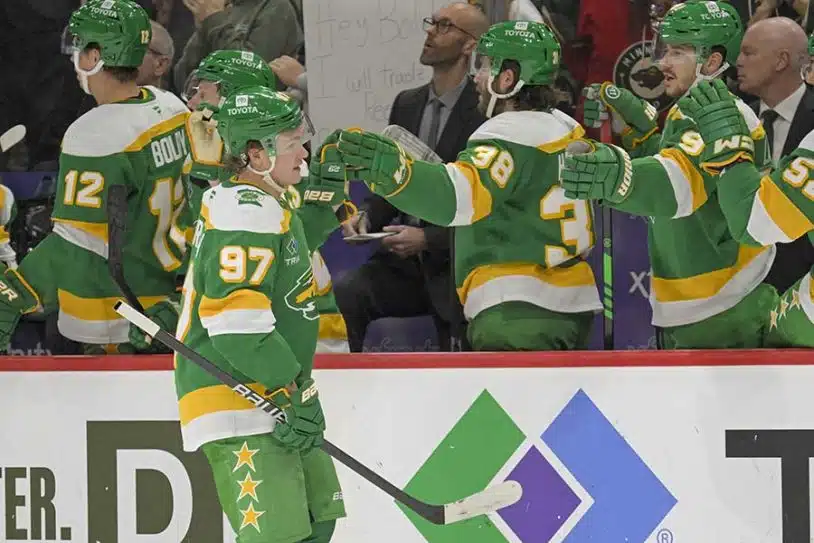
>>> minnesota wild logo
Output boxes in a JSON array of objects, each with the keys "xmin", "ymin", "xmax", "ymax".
[
  {"xmin": 236, "ymin": 188, "xmax": 264, "ymax": 207},
  {"xmin": 284, "ymin": 268, "xmax": 319, "ymax": 321}
]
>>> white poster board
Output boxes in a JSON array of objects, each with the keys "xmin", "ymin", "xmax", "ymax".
[{"xmin": 303, "ymin": 0, "xmax": 453, "ymax": 144}]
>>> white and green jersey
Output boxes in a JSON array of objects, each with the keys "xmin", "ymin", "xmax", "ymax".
[
  {"xmin": 384, "ymin": 110, "xmax": 602, "ymax": 320},
  {"xmin": 50, "ymin": 86, "xmax": 191, "ymax": 343},
  {"xmin": 175, "ymin": 179, "xmax": 320, "ymax": 451}
]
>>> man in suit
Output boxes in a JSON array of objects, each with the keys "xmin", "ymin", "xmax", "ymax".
[
  {"xmin": 737, "ymin": 16, "xmax": 814, "ymax": 293},
  {"xmin": 336, "ymin": 2, "xmax": 489, "ymax": 352}
]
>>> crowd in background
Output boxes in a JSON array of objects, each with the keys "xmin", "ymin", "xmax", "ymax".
[{"xmin": 2, "ymin": 0, "xmax": 814, "ymax": 353}]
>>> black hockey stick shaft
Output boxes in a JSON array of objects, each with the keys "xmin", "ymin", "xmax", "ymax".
[
  {"xmin": 113, "ymin": 301, "xmax": 447, "ymax": 524},
  {"xmin": 107, "ymin": 185, "xmax": 145, "ymax": 313},
  {"xmin": 600, "ymin": 121, "xmax": 614, "ymax": 350}
]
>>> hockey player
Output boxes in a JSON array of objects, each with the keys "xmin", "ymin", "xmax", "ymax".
[
  {"xmin": 336, "ymin": 21, "xmax": 602, "ymax": 351},
  {"xmin": 678, "ymin": 74, "xmax": 814, "ymax": 347},
  {"xmin": 0, "ymin": 0, "xmax": 190, "ymax": 353},
  {"xmin": 176, "ymin": 87, "xmax": 345, "ymax": 542},
  {"xmin": 561, "ymin": 0, "xmax": 778, "ymax": 349}
]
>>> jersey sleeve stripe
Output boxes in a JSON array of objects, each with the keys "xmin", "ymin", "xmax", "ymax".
[
  {"xmin": 655, "ymin": 149, "xmax": 708, "ymax": 218},
  {"xmin": 124, "ymin": 112, "xmax": 188, "ymax": 152},
  {"xmin": 445, "ymin": 162, "xmax": 493, "ymax": 226},
  {"xmin": 199, "ymin": 289, "xmax": 276, "ymax": 337},
  {"xmin": 751, "ymin": 175, "xmax": 814, "ymax": 243},
  {"xmin": 535, "ymin": 125, "xmax": 585, "ymax": 154}
]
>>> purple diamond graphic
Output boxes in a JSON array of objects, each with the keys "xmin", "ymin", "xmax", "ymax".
[{"xmin": 498, "ymin": 446, "xmax": 581, "ymax": 542}]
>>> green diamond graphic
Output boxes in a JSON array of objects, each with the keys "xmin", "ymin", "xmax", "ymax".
[{"xmin": 398, "ymin": 389, "xmax": 525, "ymax": 542}]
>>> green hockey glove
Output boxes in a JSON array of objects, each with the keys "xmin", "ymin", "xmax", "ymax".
[
  {"xmin": 128, "ymin": 299, "xmax": 180, "ymax": 353},
  {"xmin": 583, "ymin": 83, "xmax": 659, "ymax": 144},
  {"xmin": 0, "ymin": 269, "xmax": 40, "ymax": 351},
  {"xmin": 269, "ymin": 378, "xmax": 326, "ymax": 452},
  {"xmin": 678, "ymin": 79, "xmax": 754, "ymax": 175},
  {"xmin": 560, "ymin": 141, "xmax": 633, "ymax": 203},
  {"xmin": 337, "ymin": 129, "xmax": 413, "ymax": 197},
  {"xmin": 300, "ymin": 129, "xmax": 349, "ymax": 207}
]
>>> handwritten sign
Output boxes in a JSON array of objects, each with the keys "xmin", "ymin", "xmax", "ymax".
[{"xmin": 303, "ymin": 0, "xmax": 451, "ymax": 144}]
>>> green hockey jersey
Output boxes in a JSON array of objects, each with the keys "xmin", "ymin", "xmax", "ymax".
[
  {"xmin": 608, "ymin": 99, "xmax": 775, "ymax": 327},
  {"xmin": 311, "ymin": 249, "xmax": 349, "ymax": 353},
  {"xmin": 50, "ymin": 86, "xmax": 190, "ymax": 343},
  {"xmin": 175, "ymin": 179, "xmax": 320, "ymax": 451},
  {"xmin": 384, "ymin": 110, "xmax": 602, "ymax": 320},
  {"xmin": 717, "ymin": 129, "xmax": 814, "ymax": 321}
]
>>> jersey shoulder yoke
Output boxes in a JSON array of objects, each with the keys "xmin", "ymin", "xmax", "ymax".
[
  {"xmin": 201, "ymin": 183, "xmax": 290, "ymax": 235},
  {"xmin": 62, "ymin": 87, "xmax": 189, "ymax": 158},
  {"xmin": 468, "ymin": 109, "xmax": 584, "ymax": 153}
]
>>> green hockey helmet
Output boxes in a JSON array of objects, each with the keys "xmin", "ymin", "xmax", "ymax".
[
  {"xmin": 652, "ymin": 1, "xmax": 743, "ymax": 68},
  {"xmin": 183, "ymin": 50, "xmax": 278, "ymax": 109},
  {"xmin": 809, "ymin": 32, "xmax": 814, "ymax": 55},
  {"xmin": 472, "ymin": 20, "xmax": 561, "ymax": 117},
  {"xmin": 473, "ymin": 20, "xmax": 561, "ymax": 86},
  {"xmin": 62, "ymin": 0, "xmax": 151, "ymax": 68},
  {"xmin": 215, "ymin": 86, "xmax": 313, "ymax": 167}
]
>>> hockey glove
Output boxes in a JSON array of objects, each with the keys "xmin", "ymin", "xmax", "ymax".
[
  {"xmin": 677, "ymin": 79, "xmax": 754, "ymax": 175},
  {"xmin": 269, "ymin": 378, "xmax": 326, "ymax": 452},
  {"xmin": 128, "ymin": 299, "xmax": 180, "ymax": 354},
  {"xmin": 301, "ymin": 129, "xmax": 349, "ymax": 208},
  {"xmin": 560, "ymin": 141, "xmax": 633, "ymax": 203},
  {"xmin": 0, "ymin": 268, "xmax": 40, "ymax": 351},
  {"xmin": 583, "ymin": 83, "xmax": 659, "ymax": 146},
  {"xmin": 337, "ymin": 129, "xmax": 413, "ymax": 197},
  {"xmin": 186, "ymin": 107, "xmax": 224, "ymax": 181}
]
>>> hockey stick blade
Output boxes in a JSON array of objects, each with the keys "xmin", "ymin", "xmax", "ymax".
[
  {"xmin": 114, "ymin": 300, "xmax": 522, "ymax": 524},
  {"xmin": 0, "ymin": 125, "xmax": 25, "ymax": 153}
]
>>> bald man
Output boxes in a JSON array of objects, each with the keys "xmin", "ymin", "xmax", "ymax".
[
  {"xmin": 335, "ymin": 2, "xmax": 490, "ymax": 352},
  {"xmin": 737, "ymin": 16, "xmax": 814, "ymax": 293},
  {"xmin": 136, "ymin": 21, "xmax": 175, "ymax": 89}
]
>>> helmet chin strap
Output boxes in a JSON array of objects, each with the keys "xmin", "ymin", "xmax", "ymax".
[
  {"xmin": 485, "ymin": 74, "xmax": 525, "ymax": 118},
  {"xmin": 247, "ymin": 156, "xmax": 286, "ymax": 195},
  {"xmin": 72, "ymin": 51, "xmax": 104, "ymax": 95},
  {"xmin": 682, "ymin": 60, "xmax": 730, "ymax": 99}
]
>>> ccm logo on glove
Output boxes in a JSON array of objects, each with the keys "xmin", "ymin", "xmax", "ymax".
[
  {"xmin": 303, "ymin": 190, "xmax": 336, "ymax": 202},
  {"xmin": 714, "ymin": 135, "xmax": 754, "ymax": 154},
  {"xmin": 301, "ymin": 382, "xmax": 319, "ymax": 403}
]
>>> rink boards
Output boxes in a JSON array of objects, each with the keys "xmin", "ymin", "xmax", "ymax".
[{"xmin": 0, "ymin": 350, "xmax": 812, "ymax": 543}]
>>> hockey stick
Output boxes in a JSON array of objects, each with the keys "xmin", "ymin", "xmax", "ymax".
[
  {"xmin": 107, "ymin": 184, "xmax": 145, "ymax": 313},
  {"xmin": 0, "ymin": 125, "xmax": 25, "ymax": 153},
  {"xmin": 599, "ymin": 120, "xmax": 614, "ymax": 350},
  {"xmin": 114, "ymin": 300, "xmax": 523, "ymax": 525}
]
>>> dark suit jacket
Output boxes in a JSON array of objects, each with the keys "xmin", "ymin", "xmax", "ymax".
[
  {"xmin": 362, "ymin": 79, "xmax": 485, "ymax": 324},
  {"xmin": 752, "ymin": 86, "xmax": 814, "ymax": 293}
]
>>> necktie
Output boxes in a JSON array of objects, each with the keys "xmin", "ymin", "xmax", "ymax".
[
  {"xmin": 425, "ymin": 98, "xmax": 444, "ymax": 150},
  {"xmin": 761, "ymin": 109, "xmax": 780, "ymax": 162}
]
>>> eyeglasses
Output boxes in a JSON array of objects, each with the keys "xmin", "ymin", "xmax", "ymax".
[{"xmin": 422, "ymin": 17, "xmax": 476, "ymax": 40}]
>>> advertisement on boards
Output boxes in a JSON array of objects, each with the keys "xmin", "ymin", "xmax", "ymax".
[{"xmin": 1, "ymin": 356, "xmax": 813, "ymax": 542}]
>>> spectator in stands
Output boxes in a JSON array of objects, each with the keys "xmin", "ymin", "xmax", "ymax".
[
  {"xmin": 334, "ymin": 2, "xmax": 489, "ymax": 352},
  {"xmin": 173, "ymin": 0, "xmax": 303, "ymax": 93},
  {"xmin": 737, "ymin": 16, "xmax": 814, "ymax": 293},
  {"xmin": 270, "ymin": 55, "xmax": 307, "ymax": 106},
  {"xmin": 136, "ymin": 21, "xmax": 174, "ymax": 88}
]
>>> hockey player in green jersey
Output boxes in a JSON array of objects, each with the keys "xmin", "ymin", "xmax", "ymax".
[
  {"xmin": 561, "ymin": 0, "xmax": 778, "ymax": 349},
  {"xmin": 0, "ymin": 0, "xmax": 190, "ymax": 353},
  {"xmin": 678, "ymin": 75, "xmax": 814, "ymax": 348},
  {"xmin": 176, "ymin": 87, "xmax": 344, "ymax": 542},
  {"xmin": 336, "ymin": 21, "xmax": 602, "ymax": 351}
]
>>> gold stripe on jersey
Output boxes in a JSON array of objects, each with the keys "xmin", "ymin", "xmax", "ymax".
[
  {"xmin": 179, "ymin": 382, "xmax": 268, "ymax": 426},
  {"xmin": 756, "ymin": 175, "xmax": 814, "ymax": 241},
  {"xmin": 52, "ymin": 217, "xmax": 109, "ymax": 243},
  {"xmin": 58, "ymin": 289, "xmax": 165, "ymax": 321},
  {"xmin": 651, "ymin": 244, "xmax": 767, "ymax": 302},
  {"xmin": 446, "ymin": 162, "xmax": 493, "ymax": 226},
  {"xmin": 318, "ymin": 313, "xmax": 348, "ymax": 340},
  {"xmin": 536, "ymin": 125, "xmax": 585, "ymax": 154},
  {"xmin": 199, "ymin": 289, "xmax": 272, "ymax": 317},
  {"xmin": 658, "ymin": 148, "xmax": 708, "ymax": 213},
  {"xmin": 124, "ymin": 112, "xmax": 188, "ymax": 152}
]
